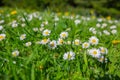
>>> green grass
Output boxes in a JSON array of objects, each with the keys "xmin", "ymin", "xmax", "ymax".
[{"xmin": 0, "ymin": 8, "xmax": 120, "ymax": 80}]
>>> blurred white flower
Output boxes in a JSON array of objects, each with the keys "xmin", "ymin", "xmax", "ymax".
[
  {"xmin": 60, "ymin": 31, "xmax": 68, "ymax": 39},
  {"xmin": 97, "ymin": 18, "xmax": 103, "ymax": 22},
  {"xmin": 21, "ymin": 23, "xmax": 26, "ymax": 27},
  {"xmin": 89, "ymin": 27, "xmax": 95, "ymax": 32},
  {"xmin": 103, "ymin": 30, "xmax": 110, "ymax": 35},
  {"xmin": 12, "ymin": 50, "xmax": 19, "ymax": 57},
  {"xmin": 89, "ymin": 36, "xmax": 99, "ymax": 45},
  {"xmin": 20, "ymin": 34, "xmax": 26, "ymax": 40},
  {"xmin": 98, "ymin": 56, "xmax": 108, "ymax": 63},
  {"xmin": 96, "ymin": 23, "xmax": 101, "ymax": 28},
  {"xmin": 39, "ymin": 27, "xmax": 44, "ymax": 31},
  {"xmin": 110, "ymin": 25, "xmax": 116, "ymax": 29},
  {"xmin": 57, "ymin": 38, "xmax": 64, "ymax": 45},
  {"xmin": 33, "ymin": 27, "xmax": 39, "ymax": 32},
  {"xmin": 101, "ymin": 23, "xmax": 107, "ymax": 28},
  {"xmin": 0, "ymin": 20, "xmax": 4, "ymax": 24},
  {"xmin": 0, "ymin": 25, "xmax": 3, "ymax": 30},
  {"xmin": 82, "ymin": 42, "xmax": 90, "ymax": 48},
  {"xmin": 40, "ymin": 24, "xmax": 44, "ymax": 27},
  {"xmin": 43, "ymin": 21, "xmax": 48, "ymax": 25},
  {"xmin": 111, "ymin": 30, "xmax": 117, "ymax": 34},
  {"xmin": 88, "ymin": 48, "xmax": 101, "ymax": 58},
  {"xmin": 39, "ymin": 17, "xmax": 42, "ymax": 20},
  {"xmin": 12, "ymin": 23, "xmax": 18, "ymax": 28},
  {"xmin": 42, "ymin": 29, "xmax": 51, "ymax": 36},
  {"xmin": 99, "ymin": 47, "xmax": 108, "ymax": 54},
  {"xmin": 74, "ymin": 19, "xmax": 81, "ymax": 25},
  {"xmin": 49, "ymin": 40, "xmax": 57, "ymax": 49},
  {"xmin": 73, "ymin": 39, "xmax": 81, "ymax": 45},
  {"xmin": 63, "ymin": 51, "xmax": 75, "ymax": 60},
  {"xmin": 0, "ymin": 34, "xmax": 6, "ymax": 41},
  {"xmin": 40, "ymin": 38, "xmax": 50, "ymax": 45},
  {"xmin": 54, "ymin": 16, "xmax": 59, "ymax": 21},
  {"xmin": 25, "ymin": 42, "xmax": 32, "ymax": 47}
]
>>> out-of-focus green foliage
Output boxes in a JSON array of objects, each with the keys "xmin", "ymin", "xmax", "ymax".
[{"xmin": 1, "ymin": 0, "xmax": 120, "ymax": 17}]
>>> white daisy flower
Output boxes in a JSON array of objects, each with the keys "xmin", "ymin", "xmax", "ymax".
[
  {"xmin": 99, "ymin": 47, "xmax": 108, "ymax": 54},
  {"xmin": 12, "ymin": 23, "xmax": 18, "ymax": 28},
  {"xmin": 25, "ymin": 42, "xmax": 32, "ymax": 47},
  {"xmin": 63, "ymin": 51, "xmax": 75, "ymax": 60},
  {"xmin": 108, "ymin": 20, "xmax": 113, "ymax": 24},
  {"xmin": 33, "ymin": 27, "xmax": 38, "ymax": 32},
  {"xmin": 0, "ymin": 20, "xmax": 4, "ymax": 24},
  {"xmin": 92, "ymin": 30, "xmax": 97, "ymax": 34},
  {"xmin": 60, "ymin": 31, "xmax": 68, "ymax": 39},
  {"xmin": 20, "ymin": 34, "xmax": 26, "ymax": 40},
  {"xmin": 43, "ymin": 21, "xmax": 48, "ymax": 25},
  {"xmin": 82, "ymin": 42, "xmax": 90, "ymax": 48},
  {"xmin": 0, "ymin": 25, "xmax": 3, "ymax": 30},
  {"xmin": 98, "ymin": 56, "xmax": 108, "ymax": 63},
  {"xmin": 57, "ymin": 38, "xmax": 64, "ymax": 45},
  {"xmin": 86, "ymin": 17, "xmax": 90, "ymax": 21},
  {"xmin": 111, "ymin": 30, "xmax": 117, "ymax": 34},
  {"xmin": 39, "ymin": 17, "xmax": 42, "ymax": 20},
  {"xmin": 74, "ymin": 19, "xmax": 81, "ymax": 25},
  {"xmin": 21, "ymin": 23, "xmax": 26, "ymax": 27},
  {"xmin": 54, "ymin": 16, "xmax": 59, "ymax": 21},
  {"xmin": 89, "ymin": 36, "xmax": 99, "ymax": 45},
  {"xmin": 97, "ymin": 18, "xmax": 103, "ymax": 22},
  {"xmin": 67, "ymin": 41, "xmax": 71, "ymax": 45},
  {"xmin": 11, "ymin": 21, "xmax": 18, "ymax": 28},
  {"xmin": 73, "ymin": 39, "xmax": 81, "ymax": 45},
  {"xmin": 13, "ymin": 61, "xmax": 16, "ymax": 64},
  {"xmin": 40, "ymin": 24, "xmax": 44, "ymax": 27},
  {"xmin": 96, "ymin": 23, "xmax": 101, "ymax": 28},
  {"xmin": 42, "ymin": 29, "xmax": 51, "ymax": 36},
  {"xmin": 40, "ymin": 38, "xmax": 50, "ymax": 45},
  {"xmin": 12, "ymin": 50, "xmax": 19, "ymax": 57},
  {"xmin": 89, "ymin": 27, "xmax": 95, "ymax": 32},
  {"xmin": 0, "ymin": 34, "xmax": 6, "ymax": 41},
  {"xmin": 101, "ymin": 23, "xmax": 107, "ymax": 28},
  {"xmin": 114, "ymin": 20, "xmax": 118, "ymax": 23},
  {"xmin": 110, "ymin": 25, "xmax": 116, "ymax": 29},
  {"xmin": 103, "ymin": 30, "xmax": 110, "ymax": 35},
  {"xmin": 49, "ymin": 40, "xmax": 57, "ymax": 49},
  {"xmin": 88, "ymin": 48, "xmax": 101, "ymax": 58},
  {"xmin": 39, "ymin": 27, "xmax": 44, "ymax": 31}
]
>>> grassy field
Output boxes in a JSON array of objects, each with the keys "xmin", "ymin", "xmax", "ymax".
[{"xmin": 0, "ymin": 8, "xmax": 120, "ymax": 80}]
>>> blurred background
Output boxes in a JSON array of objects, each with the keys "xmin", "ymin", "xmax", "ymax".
[{"xmin": 0, "ymin": 0, "xmax": 120, "ymax": 18}]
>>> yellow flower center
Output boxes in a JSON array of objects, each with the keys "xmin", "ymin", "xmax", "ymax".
[
  {"xmin": 101, "ymin": 49, "xmax": 105, "ymax": 53},
  {"xmin": 62, "ymin": 33, "xmax": 66, "ymax": 37},
  {"xmin": 68, "ymin": 53, "xmax": 72, "ymax": 59},
  {"xmin": 92, "ymin": 39, "xmax": 96, "ymax": 43},
  {"xmin": 93, "ymin": 51, "xmax": 97, "ymax": 55},
  {"xmin": 21, "ymin": 35, "xmax": 25, "ymax": 39},
  {"xmin": 12, "ymin": 52, "xmax": 17, "ymax": 57},
  {"xmin": 75, "ymin": 41, "xmax": 79, "ymax": 45},
  {"xmin": 84, "ymin": 43, "xmax": 88, "ymax": 47},
  {"xmin": 43, "ymin": 39, "xmax": 47, "ymax": 43},
  {"xmin": 59, "ymin": 39, "xmax": 63, "ymax": 44},
  {"xmin": 50, "ymin": 42, "xmax": 55, "ymax": 47},
  {"xmin": 99, "ymin": 57, "xmax": 104, "ymax": 62},
  {"xmin": 45, "ymin": 31, "xmax": 49, "ymax": 35},
  {"xmin": 0, "ymin": 35, "xmax": 4, "ymax": 39}
]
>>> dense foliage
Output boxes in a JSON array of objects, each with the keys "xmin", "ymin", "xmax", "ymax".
[{"xmin": 1, "ymin": 0, "xmax": 120, "ymax": 17}]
